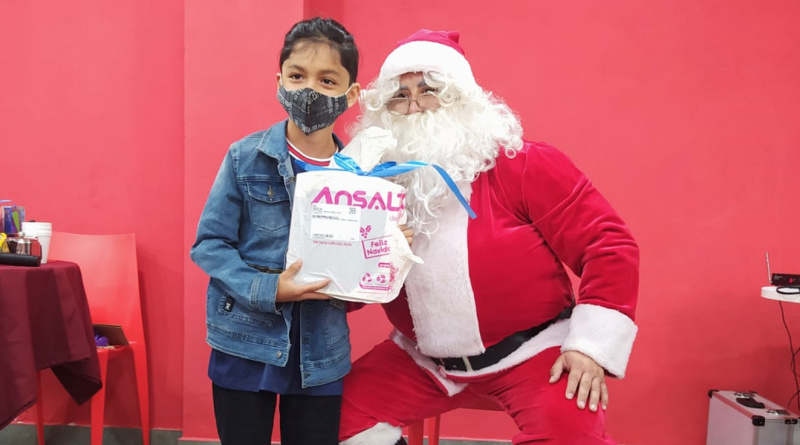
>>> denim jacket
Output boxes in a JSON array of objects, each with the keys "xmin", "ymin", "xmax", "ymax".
[{"xmin": 190, "ymin": 120, "xmax": 350, "ymax": 388}]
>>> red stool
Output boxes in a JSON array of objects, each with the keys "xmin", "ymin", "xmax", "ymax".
[
  {"xmin": 407, "ymin": 396, "xmax": 503, "ymax": 445},
  {"xmin": 34, "ymin": 233, "xmax": 150, "ymax": 445}
]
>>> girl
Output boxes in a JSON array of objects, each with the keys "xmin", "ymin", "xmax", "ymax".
[{"xmin": 191, "ymin": 17, "xmax": 361, "ymax": 445}]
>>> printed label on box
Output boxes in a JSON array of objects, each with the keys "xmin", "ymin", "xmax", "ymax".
[{"xmin": 309, "ymin": 203, "xmax": 360, "ymax": 242}]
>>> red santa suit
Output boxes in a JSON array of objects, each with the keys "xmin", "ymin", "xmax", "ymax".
[{"xmin": 339, "ymin": 30, "xmax": 639, "ymax": 445}]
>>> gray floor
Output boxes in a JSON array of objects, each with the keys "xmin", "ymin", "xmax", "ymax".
[{"xmin": 0, "ymin": 424, "xmax": 510, "ymax": 445}]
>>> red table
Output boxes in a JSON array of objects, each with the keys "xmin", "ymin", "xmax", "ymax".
[{"xmin": 0, "ymin": 260, "xmax": 102, "ymax": 429}]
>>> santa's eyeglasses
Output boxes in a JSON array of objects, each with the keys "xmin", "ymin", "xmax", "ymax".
[{"xmin": 386, "ymin": 92, "xmax": 441, "ymax": 115}]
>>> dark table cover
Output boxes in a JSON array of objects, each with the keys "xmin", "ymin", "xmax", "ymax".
[{"xmin": 0, "ymin": 260, "xmax": 102, "ymax": 429}]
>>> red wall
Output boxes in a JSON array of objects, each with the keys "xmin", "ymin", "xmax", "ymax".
[
  {"xmin": 0, "ymin": 0, "xmax": 185, "ymax": 431},
  {"xmin": 3, "ymin": 1, "xmax": 800, "ymax": 444}
]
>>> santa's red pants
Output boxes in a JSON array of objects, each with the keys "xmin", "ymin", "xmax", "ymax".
[{"xmin": 339, "ymin": 340, "xmax": 616, "ymax": 445}]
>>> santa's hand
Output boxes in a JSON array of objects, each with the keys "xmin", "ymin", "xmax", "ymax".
[
  {"xmin": 276, "ymin": 260, "xmax": 332, "ymax": 302},
  {"xmin": 549, "ymin": 350, "xmax": 608, "ymax": 412},
  {"xmin": 399, "ymin": 224, "xmax": 414, "ymax": 247}
]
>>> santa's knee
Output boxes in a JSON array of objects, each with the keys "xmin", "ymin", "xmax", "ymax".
[
  {"xmin": 530, "ymin": 400, "xmax": 612, "ymax": 444},
  {"xmin": 552, "ymin": 398, "xmax": 607, "ymax": 428},
  {"xmin": 340, "ymin": 422, "xmax": 403, "ymax": 445}
]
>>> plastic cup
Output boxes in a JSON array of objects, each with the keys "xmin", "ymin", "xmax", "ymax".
[{"xmin": 21, "ymin": 222, "xmax": 52, "ymax": 263}]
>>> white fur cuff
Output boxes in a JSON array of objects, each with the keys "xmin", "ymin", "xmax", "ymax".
[{"xmin": 561, "ymin": 304, "xmax": 638, "ymax": 378}]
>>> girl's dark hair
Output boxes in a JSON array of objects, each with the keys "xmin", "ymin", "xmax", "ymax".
[{"xmin": 279, "ymin": 17, "xmax": 359, "ymax": 85}]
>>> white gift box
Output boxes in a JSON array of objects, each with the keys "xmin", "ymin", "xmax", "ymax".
[{"xmin": 286, "ymin": 169, "xmax": 422, "ymax": 303}]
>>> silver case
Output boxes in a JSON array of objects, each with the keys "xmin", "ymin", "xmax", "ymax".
[{"xmin": 707, "ymin": 390, "xmax": 800, "ymax": 445}]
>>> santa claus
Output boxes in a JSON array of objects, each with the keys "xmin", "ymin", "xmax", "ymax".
[{"xmin": 339, "ymin": 29, "xmax": 639, "ymax": 445}]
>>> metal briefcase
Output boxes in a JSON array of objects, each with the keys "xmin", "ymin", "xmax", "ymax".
[{"xmin": 707, "ymin": 390, "xmax": 800, "ymax": 445}]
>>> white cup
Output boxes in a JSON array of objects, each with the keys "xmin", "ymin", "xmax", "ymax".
[{"xmin": 21, "ymin": 222, "xmax": 52, "ymax": 263}]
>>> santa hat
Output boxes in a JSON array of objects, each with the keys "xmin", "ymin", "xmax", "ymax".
[{"xmin": 379, "ymin": 29, "xmax": 478, "ymax": 91}]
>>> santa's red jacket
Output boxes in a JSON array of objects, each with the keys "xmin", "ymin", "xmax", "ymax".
[{"xmin": 382, "ymin": 140, "xmax": 639, "ymax": 388}]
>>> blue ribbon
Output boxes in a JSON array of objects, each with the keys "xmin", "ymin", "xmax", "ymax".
[{"xmin": 296, "ymin": 153, "xmax": 477, "ymax": 219}]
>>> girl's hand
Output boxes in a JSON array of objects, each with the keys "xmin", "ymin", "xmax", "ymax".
[{"xmin": 276, "ymin": 260, "xmax": 331, "ymax": 302}]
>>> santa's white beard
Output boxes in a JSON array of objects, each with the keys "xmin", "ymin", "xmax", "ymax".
[{"xmin": 381, "ymin": 108, "xmax": 500, "ymax": 234}]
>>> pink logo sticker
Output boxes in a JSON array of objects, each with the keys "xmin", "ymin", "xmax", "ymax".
[
  {"xmin": 362, "ymin": 236, "xmax": 391, "ymax": 259},
  {"xmin": 359, "ymin": 262, "xmax": 398, "ymax": 291}
]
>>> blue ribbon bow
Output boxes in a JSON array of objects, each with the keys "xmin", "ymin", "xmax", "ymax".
[{"xmin": 296, "ymin": 153, "xmax": 477, "ymax": 219}]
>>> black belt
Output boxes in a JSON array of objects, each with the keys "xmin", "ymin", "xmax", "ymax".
[{"xmin": 435, "ymin": 304, "xmax": 574, "ymax": 372}]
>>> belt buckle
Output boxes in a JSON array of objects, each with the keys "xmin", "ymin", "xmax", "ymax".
[{"xmin": 438, "ymin": 357, "xmax": 474, "ymax": 372}]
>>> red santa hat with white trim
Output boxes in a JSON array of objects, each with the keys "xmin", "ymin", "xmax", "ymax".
[{"xmin": 378, "ymin": 29, "xmax": 479, "ymax": 92}]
